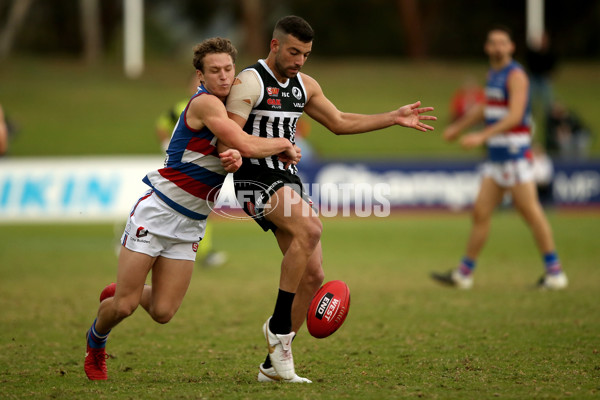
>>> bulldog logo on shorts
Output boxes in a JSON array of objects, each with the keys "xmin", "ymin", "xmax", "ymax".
[{"xmin": 136, "ymin": 227, "xmax": 148, "ymax": 238}]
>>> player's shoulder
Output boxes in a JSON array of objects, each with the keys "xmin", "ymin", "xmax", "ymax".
[
  {"xmin": 298, "ymin": 72, "xmax": 320, "ymax": 95},
  {"xmin": 188, "ymin": 91, "xmax": 224, "ymax": 115},
  {"xmin": 507, "ymin": 64, "xmax": 528, "ymax": 83},
  {"xmin": 237, "ymin": 68, "xmax": 259, "ymax": 80}
]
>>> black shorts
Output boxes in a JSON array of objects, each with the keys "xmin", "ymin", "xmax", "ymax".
[{"xmin": 233, "ymin": 164, "xmax": 314, "ymax": 232}]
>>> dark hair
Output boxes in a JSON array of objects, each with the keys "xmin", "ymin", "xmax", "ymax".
[
  {"xmin": 488, "ymin": 24, "xmax": 514, "ymax": 41},
  {"xmin": 192, "ymin": 37, "xmax": 237, "ymax": 72},
  {"xmin": 273, "ymin": 15, "xmax": 314, "ymax": 43}
]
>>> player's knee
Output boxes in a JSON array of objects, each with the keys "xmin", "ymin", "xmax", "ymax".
[
  {"xmin": 471, "ymin": 207, "xmax": 491, "ymax": 224},
  {"xmin": 113, "ymin": 301, "xmax": 138, "ymax": 320},
  {"xmin": 150, "ymin": 306, "xmax": 176, "ymax": 324},
  {"xmin": 300, "ymin": 219, "xmax": 322, "ymax": 252},
  {"xmin": 306, "ymin": 266, "xmax": 325, "ymax": 290},
  {"xmin": 308, "ymin": 217, "xmax": 323, "ymax": 243}
]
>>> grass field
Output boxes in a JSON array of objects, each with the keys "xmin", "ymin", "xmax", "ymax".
[
  {"xmin": 1, "ymin": 55, "xmax": 599, "ymax": 398},
  {"xmin": 1, "ymin": 57, "xmax": 599, "ymax": 159},
  {"xmin": 1, "ymin": 211, "xmax": 599, "ymax": 399}
]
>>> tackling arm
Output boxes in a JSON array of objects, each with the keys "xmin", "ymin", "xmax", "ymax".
[{"xmin": 188, "ymin": 95, "xmax": 295, "ymax": 160}]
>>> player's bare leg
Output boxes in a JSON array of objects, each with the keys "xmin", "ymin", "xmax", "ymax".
[
  {"xmin": 464, "ymin": 177, "xmax": 505, "ymax": 260},
  {"xmin": 432, "ymin": 176, "xmax": 504, "ymax": 288},
  {"xmin": 273, "ymin": 233, "xmax": 324, "ymax": 333},
  {"xmin": 85, "ymin": 247, "xmax": 155, "ymax": 380},
  {"xmin": 258, "ymin": 231, "xmax": 321, "ymax": 382},
  {"xmin": 258, "ymin": 186, "xmax": 321, "ymax": 381},
  {"xmin": 95, "ymin": 248, "xmax": 155, "ymax": 333},
  {"xmin": 267, "ymin": 186, "xmax": 322, "ymax": 294},
  {"xmin": 510, "ymin": 181, "xmax": 555, "ymax": 253},
  {"xmin": 139, "ymin": 257, "xmax": 194, "ymax": 324},
  {"xmin": 510, "ymin": 181, "xmax": 567, "ymax": 289},
  {"xmin": 290, "ymin": 243, "xmax": 324, "ymax": 332}
]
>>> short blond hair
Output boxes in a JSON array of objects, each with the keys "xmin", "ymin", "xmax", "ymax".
[{"xmin": 192, "ymin": 37, "xmax": 237, "ymax": 72}]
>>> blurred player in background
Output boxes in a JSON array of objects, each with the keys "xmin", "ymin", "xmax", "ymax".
[
  {"xmin": 225, "ymin": 15, "xmax": 436, "ymax": 383},
  {"xmin": 84, "ymin": 37, "xmax": 299, "ymax": 380},
  {"xmin": 0, "ymin": 104, "xmax": 10, "ymax": 156},
  {"xmin": 431, "ymin": 26, "xmax": 568, "ymax": 290},
  {"xmin": 155, "ymin": 76, "xmax": 227, "ymax": 268}
]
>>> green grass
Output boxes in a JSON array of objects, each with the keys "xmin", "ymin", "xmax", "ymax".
[
  {"xmin": 1, "ymin": 57, "xmax": 599, "ymax": 159},
  {"xmin": 1, "ymin": 211, "xmax": 599, "ymax": 399}
]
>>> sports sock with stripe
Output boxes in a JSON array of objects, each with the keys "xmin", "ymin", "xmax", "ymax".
[
  {"xmin": 458, "ymin": 256, "xmax": 476, "ymax": 276},
  {"xmin": 87, "ymin": 319, "xmax": 110, "ymax": 349},
  {"xmin": 543, "ymin": 252, "xmax": 562, "ymax": 275}
]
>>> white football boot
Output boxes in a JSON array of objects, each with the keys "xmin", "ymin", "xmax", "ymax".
[
  {"xmin": 257, "ymin": 363, "xmax": 312, "ymax": 383},
  {"xmin": 262, "ymin": 317, "xmax": 296, "ymax": 380},
  {"xmin": 431, "ymin": 269, "xmax": 473, "ymax": 290},
  {"xmin": 537, "ymin": 271, "xmax": 568, "ymax": 290}
]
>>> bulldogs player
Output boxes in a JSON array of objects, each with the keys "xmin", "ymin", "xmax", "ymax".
[
  {"xmin": 84, "ymin": 37, "xmax": 299, "ymax": 380},
  {"xmin": 431, "ymin": 26, "xmax": 567, "ymax": 290}
]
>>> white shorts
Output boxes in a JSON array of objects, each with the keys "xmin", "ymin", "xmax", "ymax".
[
  {"xmin": 482, "ymin": 158, "xmax": 535, "ymax": 188},
  {"xmin": 121, "ymin": 190, "xmax": 206, "ymax": 261}
]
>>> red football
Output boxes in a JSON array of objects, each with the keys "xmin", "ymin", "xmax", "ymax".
[
  {"xmin": 99, "ymin": 282, "xmax": 116, "ymax": 303},
  {"xmin": 307, "ymin": 280, "xmax": 350, "ymax": 339}
]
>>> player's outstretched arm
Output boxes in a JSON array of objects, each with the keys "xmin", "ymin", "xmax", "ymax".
[
  {"xmin": 302, "ymin": 74, "xmax": 436, "ymax": 135},
  {"xmin": 443, "ymin": 103, "xmax": 485, "ymax": 142},
  {"xmin": 460, "ymin": 69, "xmax": 528, "ymax": 149},
  {"xmin": 187, "ymin": 94, "xmax": 297, "ymax": 162}
]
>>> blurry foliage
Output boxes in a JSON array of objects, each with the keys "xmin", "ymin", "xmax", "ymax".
[{"xmin": 0, "ymin": 0, "xmax": 598, "ymax": 59}]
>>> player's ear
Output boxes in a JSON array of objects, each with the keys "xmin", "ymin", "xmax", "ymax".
[
  {"xmin": 270, "ymin": 38, "xmax": 279, "ymax": 53},
  {"xmin": 196, "ymin": 69, "xmax": 204, "ymax": 84}
]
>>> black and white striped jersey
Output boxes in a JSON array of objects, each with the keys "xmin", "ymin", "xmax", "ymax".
[{"xmin": 242, "ymin": 59, "xmax": 307, "ymax": 175}]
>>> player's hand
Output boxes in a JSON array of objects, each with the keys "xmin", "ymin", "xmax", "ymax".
[
  {"xmin": 460, "ymin": 132, "xmax": 486, "ymax": 149},
  {"xmin": 219, "ymin": 149, "xmax": 242, "ymax": 173},
  {"xmin": 443, "ymin": 125, "xmax": 461, "ymax": 142},
  {"xmin": 394, "ymin": 101, "xmax": 437, "ymax": 132},
  {"xmin": 292, "ymin": 144, "xmax": 302, "ymax": 164},
  {"xmin": 277, "ymin": 142, "xmax": 298, "ymax": 170}
]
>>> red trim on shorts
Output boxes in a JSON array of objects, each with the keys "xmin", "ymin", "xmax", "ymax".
[{"xmin": 130, "ymin": 192, "xmax": 153, "ymax": 216}]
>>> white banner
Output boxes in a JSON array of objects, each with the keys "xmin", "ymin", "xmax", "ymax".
[{"xmin": 0, "ymin": 156, "xmax": 163, "ymax": 223}]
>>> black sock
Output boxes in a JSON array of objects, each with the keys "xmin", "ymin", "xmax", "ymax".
[
  {"xmin": 268, "ymin": 289, "xmax": 295, "ymax": 334},
  {"xmin": 263, "ymin": 354, "xmax": 272, "ymax": 369}
]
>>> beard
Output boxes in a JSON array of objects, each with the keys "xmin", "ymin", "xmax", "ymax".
[{"xmin": 274, "ymin": 57, "xmax": 298, "ymax": 79}]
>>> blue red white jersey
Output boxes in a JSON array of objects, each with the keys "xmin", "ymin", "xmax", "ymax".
[
  {"xmin": 484, "ymin": 61, "xmax": 533, "ymax": 162},
  {"xmin": 143, "ymin": 84, "xmax": 226, "ymax": 220}
]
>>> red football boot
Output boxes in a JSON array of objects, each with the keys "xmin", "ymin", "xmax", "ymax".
[
  {"xmin": 99, "ymin": 283, "xmax": 116, "ymax": 302},
  {"xmin": 85, "ymin": 342, "xmax": 108, "ymax": 380}
]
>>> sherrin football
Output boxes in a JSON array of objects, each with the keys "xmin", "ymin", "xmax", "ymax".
[{"xmin": 307, "ymin": 280, "xmax": 350, "ymax": 339}]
